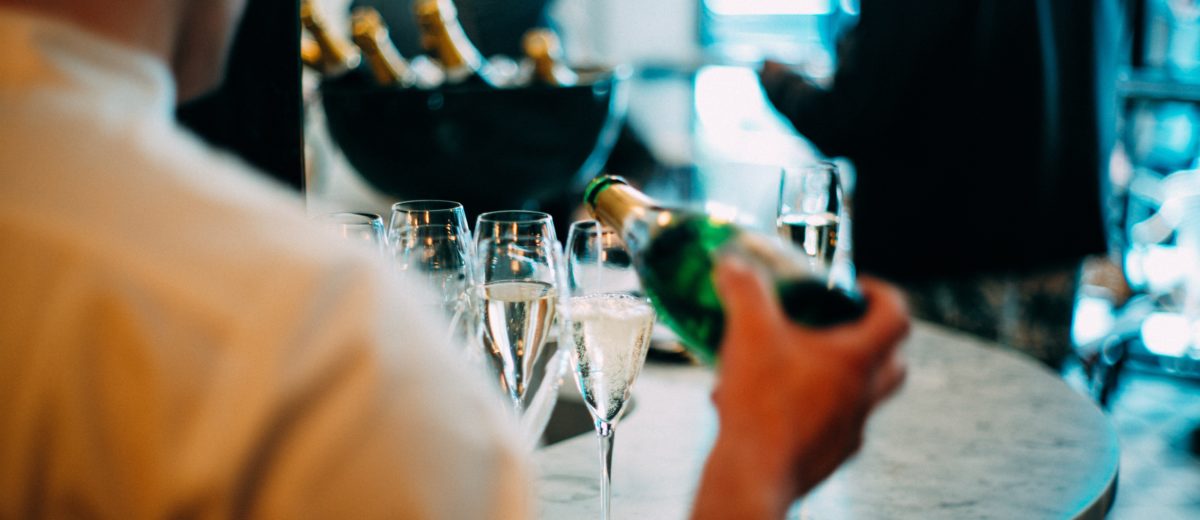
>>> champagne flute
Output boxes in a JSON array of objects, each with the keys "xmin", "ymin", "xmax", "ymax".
[
  {"xmin": 473, "ymin": 210, "xmax": 567, "ymax": 447},
  {"xmin": 563, "ymin": 220, "xmax": 655, "ymax": 520},
  {"xmin": 778, "ymin": 162, "xmax": 846, "ymax": 283},
  {"xmin": 389, "ymin": 200, "xmax": 473, "ymax": 335},
  {"xmin": 318, "ymin": 211, "xmax": 387, "ymax": 256}
]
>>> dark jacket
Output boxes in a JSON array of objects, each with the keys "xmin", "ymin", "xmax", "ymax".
[{"xmin": 761, "ymin": 0, "xmax": 1118, "ymax": 281}]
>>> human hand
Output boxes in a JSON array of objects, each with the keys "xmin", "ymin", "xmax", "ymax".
[{"xmin": 692, "ymin": 259, "xmax": 909, "ymax": 519}]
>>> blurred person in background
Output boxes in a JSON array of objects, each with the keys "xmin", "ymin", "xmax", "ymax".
[
  {"xmin": 760, "ymin": 0, "xmax": 1121, "ymax": 370},
  {"xmin": 0, "ymin": 0, "xmax": 907, "ymax": 518}
]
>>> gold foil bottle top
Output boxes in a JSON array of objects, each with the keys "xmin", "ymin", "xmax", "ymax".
[
  {"xmin": 521, "ymin": 29, "xmax": 577, "ymax": 87},
  {"xmin": 585, "ymin": 175, "xmax": 665, "ymax": 237},
  {"xmin": 300, "ymin": 0, "xmax": 360, "ymax": 76},
  {"xmin": 300, "ymin": 38, "xmax": 323, "ymax": 71},
  {"xmin": 350, "ymin": 6, "xmax": 413, "ymax": 86},
  {"xmin": 414, "ymin": 0, "xmax": 492, "ymax": 85}
]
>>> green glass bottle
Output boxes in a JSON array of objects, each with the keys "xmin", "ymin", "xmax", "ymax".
[{"xmin": 584, "ymin": 175, "xmax": 866, "ymax": 363}]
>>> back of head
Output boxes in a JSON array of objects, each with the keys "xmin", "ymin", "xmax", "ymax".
[{"xmin": 0, "ymin": 0, "xmax": 248, "ymax": 101}]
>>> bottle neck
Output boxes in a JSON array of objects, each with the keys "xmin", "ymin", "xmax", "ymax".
[
  {"xmin": 590, "ymin": 183, "xmax": 671, "ymax": 251},
  {"xmin": 416, "ymin": 2, "xmax": 484, "ymax": 77},
  {"xmin": 352, "ymin": 19, "xmax": 410, "ymax": 86},
  {"xmin": 434, "ymin": 25, "xmax": 479, "ymax": 70},
  {"xmin": 301, "ymin": 2, "xmax": 359, "ymax": 76},
  {"xmin": 524, "ymin": 30, "xmax": 576, "ymax": 87}
]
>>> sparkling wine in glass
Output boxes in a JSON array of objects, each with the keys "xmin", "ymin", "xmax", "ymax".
[
  {"xmin": 778, "ymin": 162, "xmax": 847, "ymax": 282},
  {"xmin": 564, "ymin": 220, "xmax": 655, "ymax": 520},
  {"xmin": 473, "ymin": 210, "xmax": 568, "ymax": 448}
]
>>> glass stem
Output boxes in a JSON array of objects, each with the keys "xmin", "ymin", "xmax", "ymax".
[
  {"xmin": 597, "ymin": 420, "xmax": 615, "ymax": 520},
  {"xmin": 446, "ymin": 300, "xmax": 465, "ymax": 338},
  {"xmin": 512, "ymin": 393, "xmax": 525, "ymax": 417}
]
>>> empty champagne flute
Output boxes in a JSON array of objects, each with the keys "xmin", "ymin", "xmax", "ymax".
[
  {"xmin": 563, "ymin": 220, "xmax": 655, "ymax": 520},
  {"xmin": 318, "ymin": 211, "xmax": 387, "ymax": 255},
  {"xmin": 473, "ymin": 210, "xmax": 568, "ymax": 448},
  {"xmin": 778, "ymin": 162, "xmax": 845, "ymax": 281},
  {"xmin": 389, "ymin": 200, "xmax": 473, "ymax": 336}
]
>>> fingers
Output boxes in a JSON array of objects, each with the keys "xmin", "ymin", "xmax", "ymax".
[
  {"xmin": 839, "ymin": 277, "xmax": 911, "ymax": 367},
  {"xmin": 714, "ymin": 257, "xmax": 786, "ymax": 338},
  {"xmin": 857, "ymin": 277, "xmax": 911, "ymax": 343},
  {"xmin": 868, "ymin": 349, "xmax": 907, "ymax": 407}
]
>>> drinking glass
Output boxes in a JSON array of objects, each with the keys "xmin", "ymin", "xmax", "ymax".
[
  {"xmin": 389, "ymin": 200, "xmax": 474, "ymax": 335},
  {"xmin": 563, "ymin": 220, "xmax": 655, "ymax": 520},
  {"xmin": 778, "ymin": 162, "xmax": 854, "ymax": 287},
  {"xmin": 778, "ymin": 162, "xmax": 842, "ymax": 269},
  {"xmin": 473, "ymin": 210, "xmax": 568, "ymax": 448},
  {"xmin": 318, "ymin": 211, "xmax": 387, "ymax": 255}
]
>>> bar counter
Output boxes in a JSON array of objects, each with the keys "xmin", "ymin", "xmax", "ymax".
[{"xmin": 535, "ymin": 322, "xmax": 1120, "ymax": 519}]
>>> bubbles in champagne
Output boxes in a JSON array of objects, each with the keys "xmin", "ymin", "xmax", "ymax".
[{"xmin": 568, "ymin": 293, "xmax": 655, "ymax": 423}]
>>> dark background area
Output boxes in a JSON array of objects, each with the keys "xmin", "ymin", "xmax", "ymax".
[{"xmin": 176, "ymin": 0, "xmax": 305, "ymax": 192}]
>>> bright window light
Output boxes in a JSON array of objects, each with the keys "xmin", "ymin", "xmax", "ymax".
[
  {"xmin": 704, "ymin": 200, "xmax": 744, "ymax": 224},
  {"xmin": 1141, "ymin": 312, "xmax": 1192, "ymax": 357},
  {"xmin": 1072, "ymin": 296, "xmax": 1115, "ymax": 347}
]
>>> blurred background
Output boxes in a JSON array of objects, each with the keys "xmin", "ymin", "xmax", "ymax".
[{"xmin": 178, "ymin": 1, "xmax": 1200, "ymax": 517}]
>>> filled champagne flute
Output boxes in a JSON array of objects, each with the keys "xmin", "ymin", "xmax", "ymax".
[
  {"xmin": 778, "ymin": 162, "xmax": 843, "ymax": 275},
  {"xmin": 563, "ymin": 220, "xmax": 655, "ymax": 520},
  {"xmin": 389, "ymin": 200, "xmax": 473, "ymax": 336},
  {"xmin": 473, "ymin": 210, "xmax": 567, "ymax": 447}
]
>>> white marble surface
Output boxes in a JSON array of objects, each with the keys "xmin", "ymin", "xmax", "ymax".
[{"xmin": 534, "ymin": 322, "xmax": 1120, "ymax": 519}]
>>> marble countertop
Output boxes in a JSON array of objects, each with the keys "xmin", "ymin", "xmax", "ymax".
[{"xmin": 534, "ymin": 322, "xmax": 1120, "ymax": 519}]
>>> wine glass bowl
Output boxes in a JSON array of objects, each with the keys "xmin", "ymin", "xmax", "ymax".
[
  {"xmin": 317, "ymin": 211, "xmax": 388, "ymax": 255},
  {"xmin": 389, "ymin": 200, "xmax": 473, "ymax": 327},
  {"xmin": 474, "ymin": 210, "xmax": 559, "ymax": 296}
]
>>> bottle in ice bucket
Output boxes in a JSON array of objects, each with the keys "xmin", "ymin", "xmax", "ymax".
[
  {"xmin": 584, "ymin": 175, "xmax": 866, "ymax": 363},
  {"xmin": 351, "ymin": 7, "xmax": 415, "ymax": 87},
  {"xmin": 300, "ymin": 0, "xmax": 361, "ymax": 78},
  {"xmin": 414, "ymin": 0, "xmax": 496, "ymax": 87},
  {"xmin": 522, "ymin": 29, "xmax": 578, "ymax": 87}
]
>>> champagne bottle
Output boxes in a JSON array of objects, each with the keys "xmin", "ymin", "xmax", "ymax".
[
  {"xmin": 414, "ymin": 0, "xmax": 495, "ymax": 87},
  {"xmin": 522, "ymin": 29, "xmax": 577, "ymax": 87},
  {"xmin": 350, "ymin": 7, "xmax": 414, "ymax": 87},
  {"xmin": 300, "ymin": 38, "xmax": 324, "ymax": 71},
  {"xmin": 584, "ymin": 175, "xmax": 866, "ymax": 362},
  {"xmin": 300, "ymin": 0, "xmax": 360, "ymax": 77}
]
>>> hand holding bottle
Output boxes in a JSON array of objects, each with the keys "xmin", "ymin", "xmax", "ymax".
[
  {"xmin": 691, "ymin": 260, "xmax": 909, "ymax": 519},
  {"xmin": 584, "ymin": 175, "xmax": 866, "ymax": 362}
]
